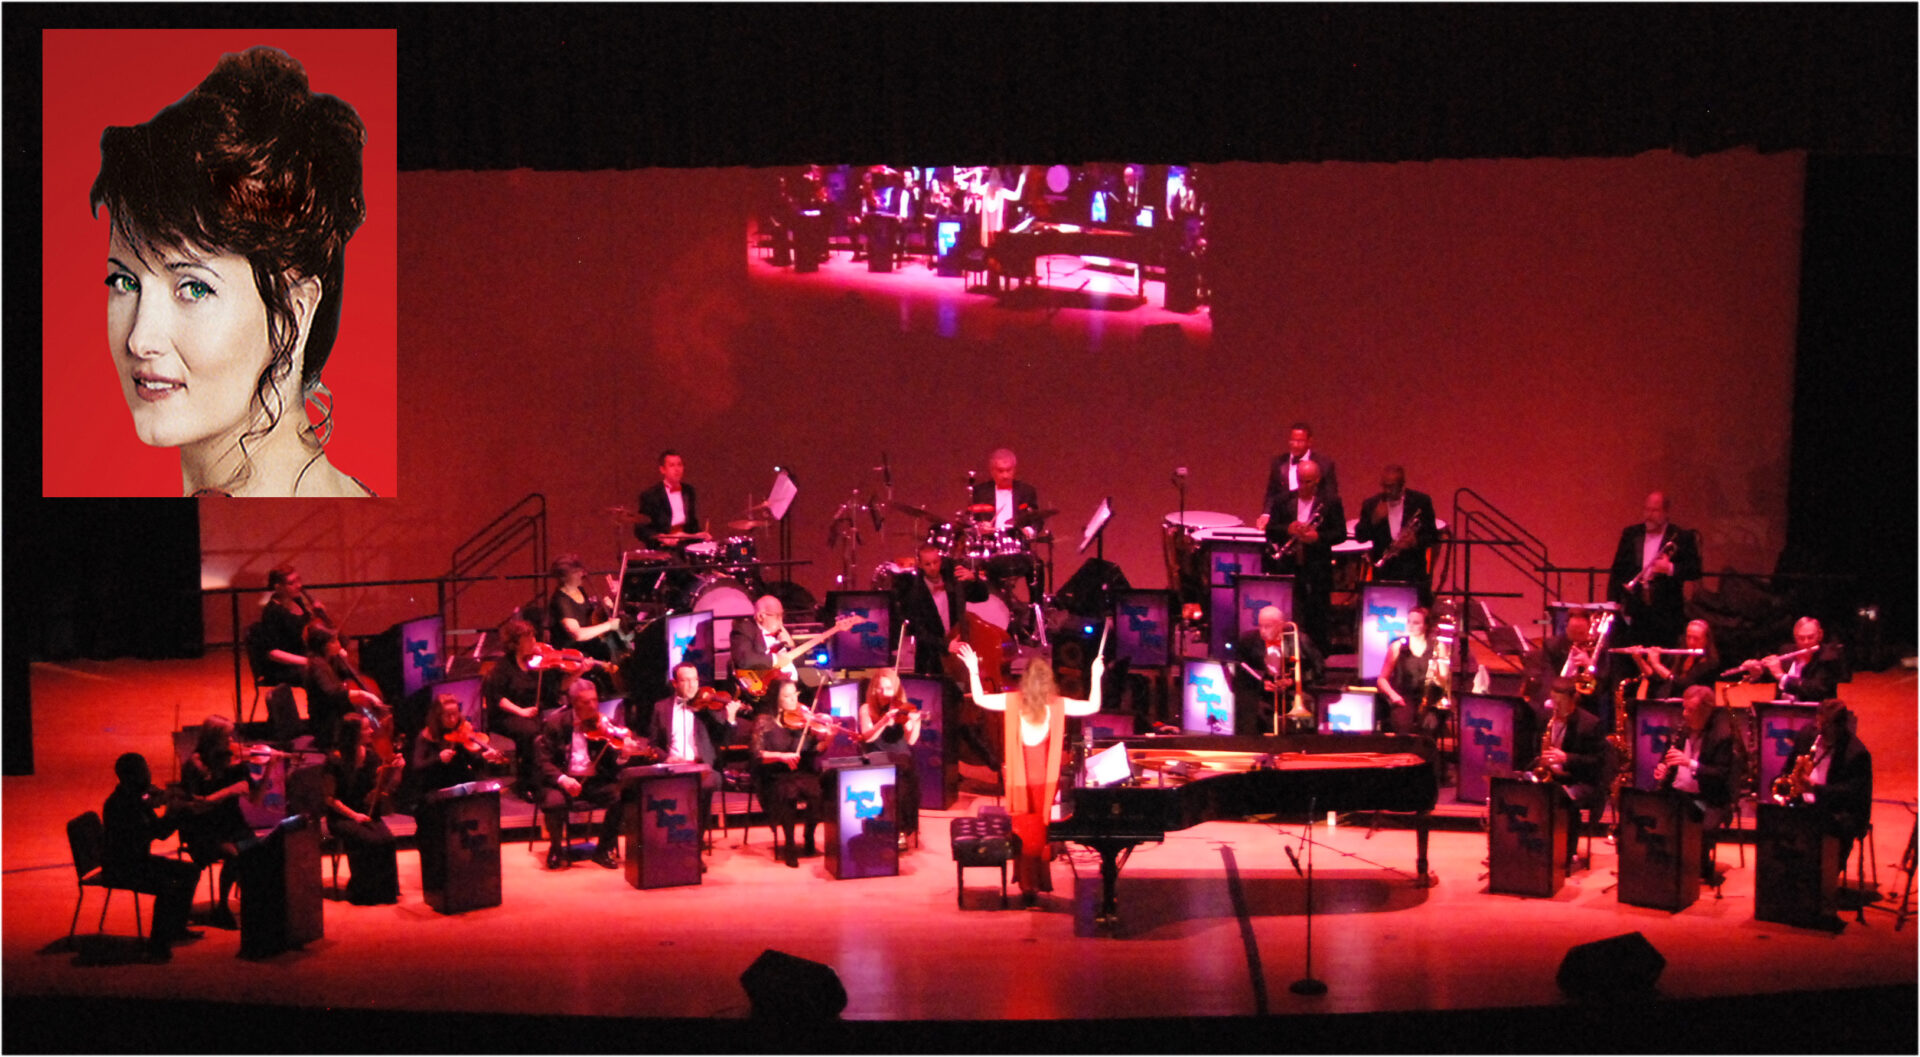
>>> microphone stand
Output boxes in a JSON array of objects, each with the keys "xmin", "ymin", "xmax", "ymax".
[{"xmin": 1290, "ymin": 795, "xmax": 1327, "ymax": 996}]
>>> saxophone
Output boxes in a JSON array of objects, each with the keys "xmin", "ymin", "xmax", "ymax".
[
  {"xmin": 1772, "ymin": 735, "xmax": 1820, "ymax": 803},
  {"xmin": 1526, "ymin": 722, "xmax": 1555, "ymax": 783},
  {"xmin": 1606, "ymin": 677, "xmax": 1633, "ymax": 800}
]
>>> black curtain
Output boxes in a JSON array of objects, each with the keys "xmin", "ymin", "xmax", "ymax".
[
  {"xmin": 7, "ymin": 502, "xmax": 203, "ymax": 775},
  {"xmin": 1782, "ymin": 155, "xmax": 1918, "ymax": 661}
]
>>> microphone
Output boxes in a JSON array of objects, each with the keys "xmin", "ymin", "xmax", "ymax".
[
  {"xmin": 1284, "ymin": 845, "xmax": 1304, "ymax": 877},
  {"xmin": 1172, "ymin": 465, "xmax": 1188, "ymax": 488},
  {"xmin": 880, "ymin": 452, "xmax": 892, "ymax": 488}
]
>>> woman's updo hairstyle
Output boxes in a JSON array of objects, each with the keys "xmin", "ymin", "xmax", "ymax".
[{"xmin": 90, "ymin": 47, "xmax": 366, "ymax": 449}]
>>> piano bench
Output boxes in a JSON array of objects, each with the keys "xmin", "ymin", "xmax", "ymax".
[{"xmin": 951, "ymin": 814, "xmax": 1022, "ymax": 910}]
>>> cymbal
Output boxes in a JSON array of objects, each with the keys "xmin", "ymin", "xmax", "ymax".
[
  {"xmin": 879, "ymin": 499, "xmax": 939, "ymax": 522},
  {"xmin": 626, "ymin": 548, "xmax": 673, "ymax": 562},
  {"xmin": 732, "ymin": 501, "xmax": 772, "ymax": 518},
  {"xmin": 966, "ymin": 503, "xmax": 995, "ymax": 515},
  {"xmin": 729, "ymin": 518, "xmax": 773, "ymax": 531},
  {"xmin": 1013, "ymin": 507, "xmax": 1059, "ymax": 527},
  {"xmin": 603, "ymin": 506, "xmax": 646, "ymax": 524}
]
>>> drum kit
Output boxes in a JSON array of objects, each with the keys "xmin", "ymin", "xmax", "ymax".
[
  {"xmin": 602, "ymin": 504, "xmax": 781, "ymax": 621},
  {"xmin": 871, "ymin": 496, "xmax": 1058, "ymax": 645}
]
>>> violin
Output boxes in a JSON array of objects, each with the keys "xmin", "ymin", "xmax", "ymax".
[
  {"xmin": 528, "ymin": 642, "xmax": 599, "ymax": 675},
  {"xmin": 690, "ymin": 686, "xmax": 737, "ymax": 712},
  {"xmin": 582, "ymin": 712, "xmax": 661, "ymax": 768},
  {"xmin": 779, "ymin": 706, "xmax": 841, "ymax": 745},
  {"xmin": 445, "ymin": 720, "xmax": 502, "ymax": 761}
]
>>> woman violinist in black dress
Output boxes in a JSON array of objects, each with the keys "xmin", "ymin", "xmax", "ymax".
[
  {"xmin": 483, "ymin": 619, "xmax": 558, "ymax": 798},
  {"xmin": 547, "ymin": 554, "xmax": 622, "ymax": 695},
  {"xmin": 177, "ymin": 715, "xmax": 259, "ymax": 928},
  {"xmin": 752, "ymin": 679, "xmax": 836, "ymax": 868},
  {"xmin": 857, "ymin": 667, "xmax": 922, "ymax": 850},
  {"xmin": 326, "ymin": 712, "xmax": 402, "ymax": 905}
]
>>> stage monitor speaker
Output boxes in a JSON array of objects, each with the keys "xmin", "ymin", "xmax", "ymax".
[
  {"xmin": 1556, "ymin": 931, "xmax": 1665, "ymax": 997},
  {"xmin": 740, "ymin": 949, "xmax": 847, "ymax": 1020}
]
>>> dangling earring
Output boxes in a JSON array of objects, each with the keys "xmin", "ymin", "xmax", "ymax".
[{"xmin": 304, "ymin": 381, "xmax": 334, "ymax": 448}]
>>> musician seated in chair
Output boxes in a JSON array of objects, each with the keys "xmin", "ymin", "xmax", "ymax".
[
  {"xmin": 101, "ymin": 752, "xmax": 203, "ymax": 961},
  {"xmin": 177, "ymin": 715, "xmax": 259, "ymax": 929},
  {"xmin": 1653, "ymin": 685, "xmax": 1738, "ymax": 882},
  {"xmin": 752, "ymin": 679, "xmax": 832, "ymax": 868},
  {"xmin": 327, "ymin": 712, "xmax": 403, "ymax": 905},
  {"xmin": 301, "ymin": 622, "xmax": 378, "ymax": 752},
  {"xmin": 547, "ymin": 554, "xmax": 622, "ymax": 698},
  {"xmin": 648, "ymin": 663, "xmax": 749, "ymax": 843},
  {"xmin": 1627, "ymin": 618, "xmax": 1720, "ymax": 699},
  {"xmin": 730, "ymin": 596, "xmax": 856, "ymax": 712},
  {"xmin": 1737, "ymin": 617, "xmax": 1850, "ymax": 703},
  {"xmin": 1527, "ymin": 610, "xmax": 1602, "ymax": 719},
  {"xmin": 535, "ymin": 678, "xmax": 631, "ymax": 871},
  {"xmin": 483, "ymin": 619, "xmax": 559, "ymax": 799},
  {"xmin": 1230, "ymin": 605, "xmax": 1324, "ymax": 735},
  {"xmin": 1356, "ymin": 465, "xmax": 1438, "ymax": 606},
  {"xmin": 1534, "ymin": 678, "xmax": 1612, "ymax": 862},
  {"xmin": 413, "ymin": 693, "xmax": 504, "ymax": 793},
  {"xmin": 1775, "ymin": 698, "xmax": 1874, "ymax": 875}
]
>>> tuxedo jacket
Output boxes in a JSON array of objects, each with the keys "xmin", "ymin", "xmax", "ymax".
[
  {"xmin": 893, "ymin": 568, "xmax": 987, "ymax": 674},
  {"xmin": 635, "ymin": 481, "xmax": 699, "ymax": 547},
  {"xmin": 1262, "ymin": 450, "xmax": 1339, "ymax": 513},
  {"xmin": 1606, "ymin": 523, "xmax": 1702, "ymax": 623},
  {"xmin": 1776, "ymin": 643, "xmax": 1850, "ymax": 703},
  {"xmin": 968, "ymin": 480, "xmax": 1040, "ymax": 528},
  {"xmin": 1668, "ymin": 709, "xmax": 1738, "ymax": 809},
  {"xmin": 1229, "ymin": 627, "xmax": 1325, "ymax": 733},
  {"xmin": 1355, "ymin": 488, "xmax": 1438, "ymax": 581},
  {"xmin": 729, "ymin": 619, "xmax": 782, "ymax": 672},
  {"xmin": 1543, "ymin": 705, "xmax": 1608, "ymax": 788},
  {"xmin": 647, "ymin": 696, "xmax": 735, "ymax": 767},
  {"xmin": 1262, "ymin": 489, "xmax": 1346, "ymax": 583},
  {"xmin": 536, "ymin": 708, "xmax": 622, "ymax": 786},
  {"xmin": 1785, "ymin": 723, "xmax": 1873, "ymax": 837}
]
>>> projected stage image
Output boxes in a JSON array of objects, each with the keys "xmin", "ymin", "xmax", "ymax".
[{"xmin": 749, "ymin": 163, "xmax": 1211, "ymax": 344}]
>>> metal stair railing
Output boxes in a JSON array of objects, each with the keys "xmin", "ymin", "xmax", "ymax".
[{"xmin": 447, "ymin": 493, "xmax": 547, "ymax": 646}]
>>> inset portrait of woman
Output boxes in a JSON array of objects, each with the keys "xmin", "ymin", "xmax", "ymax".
[{"xmin": 43, "ymin": 31, "xmax": 395, "ymax": 497}]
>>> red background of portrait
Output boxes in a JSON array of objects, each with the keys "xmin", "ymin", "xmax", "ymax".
[{"xmin": 41, "ymin": 28, "xmax": 397, "ymax": 498}]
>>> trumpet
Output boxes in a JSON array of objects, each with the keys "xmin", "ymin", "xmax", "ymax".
[
  {"xmin": 1272, "ymin": 503, "xmax": 1326, "ymax": 566},
  {"xmin": 1625, "ymin": 539, "xmax": 1676, "ymax": 595}
]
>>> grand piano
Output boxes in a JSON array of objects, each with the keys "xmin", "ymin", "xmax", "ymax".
[
  {"xmin": 988, "ymin": 221, "xmax": 1162, "ymax": 301},
  {"xmin": 1048, "ymin": 733, "xmax": 1440, "ymax": 922}
]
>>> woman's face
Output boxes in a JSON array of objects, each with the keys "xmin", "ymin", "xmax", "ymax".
[
  {"xmin": 875, "ymin": 673, "xmax": 899, "ymax": 699},
  {"xmin": 778, "ymin": 683, "xmax": 800, "ymax": 712},
  {"xmin": 106, "ymin": 230, "xmax": 273, "ymax": 449}
]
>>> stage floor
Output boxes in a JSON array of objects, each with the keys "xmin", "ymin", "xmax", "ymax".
[{"xmin": 5, "ymin": 655, "xmax": 1914, "ymax": 1045}]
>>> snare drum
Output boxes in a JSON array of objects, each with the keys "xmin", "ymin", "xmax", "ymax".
[{"xmin": 683, "ymin": 540, "xmax": 721, "ymax": 568}]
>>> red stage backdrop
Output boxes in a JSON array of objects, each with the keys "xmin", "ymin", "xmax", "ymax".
[
  {"xmin": 199, "ymin": 151, "xmax": 1803, "ymax": 647},
  {"xmin": 42, "ymin": 28, "xmax": 397, "ymax": 498}
]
